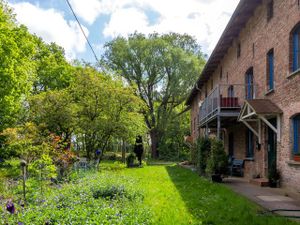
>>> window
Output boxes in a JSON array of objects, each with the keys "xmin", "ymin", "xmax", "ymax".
[
  {"xmin": 211, "ymin": 79, "xmax": 214, "ymax": 90},
  {"xmin": 245, "ymin": 67, "xmax": 254, "ymax": 99},
  {"xmin": 293, "ymin": 115, "xmax": 300, "ymax": 154},
  {"xmin": 228, "ymin": 85, "xmax": 234, "ymax": 97},
  {"xmin": 237, "ymin": 42, "xmax": 241, "ymax": 58},
  {"xmin": 267, "ymin": 49, "xmax": 274, "ymax": 90},
  {"xmin": 246, "ymin": 129, "xmax": 254, "ymax": 158},
  {"xmin": 267, "ymin": 0, "xmax": 273, "ymax": 21},
  {"xmin": 291, "ymin": 24, "xmax": 300, "ymax": 72}
]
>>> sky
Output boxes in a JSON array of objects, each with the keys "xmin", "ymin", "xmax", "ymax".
[{"xmin": 8, "ymin": 0, "xmax": 240, "ymax": 63}]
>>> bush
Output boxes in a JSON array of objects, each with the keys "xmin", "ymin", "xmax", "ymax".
[
  {"xmin": 126, "ymin": 153, "xmax": 135, "ymax": 168},
  {"xmin": 206, "ymin": 138, "xmax": 228, "ymax": 175},
  {"xmin": 195, "ymin": 138, "xmax": 211, "ymax": 175}
]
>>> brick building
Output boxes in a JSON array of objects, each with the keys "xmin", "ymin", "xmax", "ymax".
[{"xmin": 186, "ymin": 0, "xmax": 300, "ymax": 189}]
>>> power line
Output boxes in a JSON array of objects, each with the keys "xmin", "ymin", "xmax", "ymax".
[{"xmin": 65, "ymin": 0, "xmax": 99, "ymax": 62}]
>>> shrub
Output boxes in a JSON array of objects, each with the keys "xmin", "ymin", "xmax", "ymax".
[
  {"xmin": 126, "ymin": 153, "xmax": 135, "ymax": 168},
  {"xmin": 196, "ymin": 137, "xmax": 211, "ymax": 175},
  {"xmin": 206, "ymin": 138, "xmax": 228, "ymax": 175}
]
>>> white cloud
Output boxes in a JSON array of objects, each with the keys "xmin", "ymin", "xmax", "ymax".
[
  {"xmin": 71, "ymin": 0, "xmax": 239, "ymax": 55},
  {"xmin": 69, "ymin": 0, "xmax": 102, "ymax": 25},
  {"xmin": 10, "ymin": 2, "xmax": 88, "ymax": 59},
  {"xmin": 103, "ymin": 7, "xmax": 149, "ymax": 38}
]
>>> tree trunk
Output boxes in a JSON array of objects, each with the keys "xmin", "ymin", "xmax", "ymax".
[{"xmin": 150, "ymin": 129, "xmax": 159, "ymax": 159}]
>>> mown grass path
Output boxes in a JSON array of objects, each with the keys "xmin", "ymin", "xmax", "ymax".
[{"xmin": 119, "ymin": 165, "xmax": 297, "ymax": 225}]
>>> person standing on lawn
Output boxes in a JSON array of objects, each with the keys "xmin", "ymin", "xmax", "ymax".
[{"xmin": 134, "ymin": 136, "xmax": 144, "ymax": 166}]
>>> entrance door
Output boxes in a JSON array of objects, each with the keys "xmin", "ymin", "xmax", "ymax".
[
  {"xmin": 228, "ymin": 132, "xmax": 234, "ymax": 157},
  {"xmin": 267, "ymin": 119, "xmax": 277, "ymax": 175},
  {"xmin": 245, "ymin": 68, "xmax": 254, "ymax": 100}
]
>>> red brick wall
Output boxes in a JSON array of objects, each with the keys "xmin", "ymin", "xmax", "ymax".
[{"xmin": 190, "ymin": 0, "xmax": 300, "ymax": 188}]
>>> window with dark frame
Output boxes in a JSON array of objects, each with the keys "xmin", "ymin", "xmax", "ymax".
[
  {"xmin": 267, "ymin": 0, "xmax": 274, "ymax": 21},
  {"xmin": 220, "ymin": 66, "xmax": 223, "ymax": 79},
  {"xmin": 293, "ymin": 115, "xmax": 300, "ymax": 155},
  {"xmin": 292, "ymin": 24, "xmax": 300, "ymax": 72},
  {"xmin": 267, "ymin": 49, "xmax": 274, "ymax": 91}
]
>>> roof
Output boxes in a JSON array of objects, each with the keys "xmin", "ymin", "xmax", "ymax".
[
  {"xmin": 246, "ymin": 99, "xmax": 282, "ymax": 114},
  {"xmin": 186, "ymin": 0, "xmax": 262, "ymax": 105}
]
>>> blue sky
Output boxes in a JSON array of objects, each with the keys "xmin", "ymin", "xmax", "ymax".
[{"xmin": 8, "ymin": 0, "xmax": 240, "ymax": 63}]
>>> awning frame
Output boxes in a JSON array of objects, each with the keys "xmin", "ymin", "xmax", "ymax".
[{"xmin": 238, "ymin": 101, "xmax": 281, "ymax": 144}]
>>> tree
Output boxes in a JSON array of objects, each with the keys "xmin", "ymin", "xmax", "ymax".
[
  {"xmin": 0, "ymin": 1, "xmax": 36, "ymax": 131},
  {"xmin": 29, "ymin": 90, "xmax": 76, "ymax": 148},
  {"xmin": 71, "ymin": 65, "xmax": 145, "ymax": 159},
  {"xmin": 32, "ymin": 38, "xmax": 74, "ymax": 94},
  {"xmin": 102, "ymin": 32, "xmax": 205, "ymax": 158}
]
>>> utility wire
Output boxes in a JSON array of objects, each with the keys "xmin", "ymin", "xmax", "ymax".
[{"xmin": 65, "ymin": 0, "xmax": 99, "ymax": 62}]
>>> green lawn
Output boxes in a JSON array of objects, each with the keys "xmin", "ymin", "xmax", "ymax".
[{"xmin": 1, "ymin": 164, "xmax": 297, "ymax": 225}]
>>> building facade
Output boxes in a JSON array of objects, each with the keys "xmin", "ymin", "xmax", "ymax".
[{"xmin": 186, "ymin": 0, "xmax": 300, "ymax": 189}]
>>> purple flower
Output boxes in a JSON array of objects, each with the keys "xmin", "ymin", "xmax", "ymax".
[
  {"xmin": 18, "ymin": 222, "xmax": 24, "ymax": 225},
  {"xmin": 6, "ymin": 200, "xmax": 15, "ymax": 214}
]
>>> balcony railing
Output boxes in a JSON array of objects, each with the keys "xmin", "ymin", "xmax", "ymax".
[{"xmin": 199, "ymin": 84, "xmax": 256, "ymax": 125}]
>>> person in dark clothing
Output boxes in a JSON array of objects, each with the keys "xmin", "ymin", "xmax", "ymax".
[{"xmin": 133, "ymin": 136, "xmax": 144, "ymax": 166}]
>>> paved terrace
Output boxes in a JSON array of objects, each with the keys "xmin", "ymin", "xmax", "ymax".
[{"xmin": 223, "ymin": 177, "xmax": 300, "ymax": 220}]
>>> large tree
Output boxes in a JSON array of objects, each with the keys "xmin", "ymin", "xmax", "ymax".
[{"xmin": 102, "ymin": 32, "xmax": 205, "ymax": 158}]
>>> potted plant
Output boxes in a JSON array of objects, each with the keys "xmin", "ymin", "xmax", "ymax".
[
  {"xmin": 126, "ymin": 153, "xmax": 135, "ymax": 168},
  {"xmin": 206, "ymin": 139, "xmax": 228, "ymax": 182},
  {"xmin": 294, "ymin": 153, "xmax": 300, "ymax": 162},
  {"xmin": 268, "ymin": 161, "xmax": 280, "ymax": 188}
]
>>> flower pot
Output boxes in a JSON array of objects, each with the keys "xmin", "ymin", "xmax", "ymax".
[{"xmin": 294, "ymin": 155, "xmax": 300, "ymax": 162}]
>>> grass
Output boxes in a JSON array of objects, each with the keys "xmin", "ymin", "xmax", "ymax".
[
  {"xmin": 120, "ymin": 165, "xmax": 297, "ymax": 225},
  {"xmin": 0, "ymin": 163, "xmax": 298, "ymax": 224}
]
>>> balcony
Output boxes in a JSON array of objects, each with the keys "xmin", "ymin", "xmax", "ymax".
[{"xmin": 199, "ymin": 84, "xmax": 256, "ymax": 127}]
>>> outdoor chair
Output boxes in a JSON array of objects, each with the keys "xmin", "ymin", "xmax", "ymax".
[{"xmin": 229, "ymin": 159, "xmax": 244, "ymax": 177}]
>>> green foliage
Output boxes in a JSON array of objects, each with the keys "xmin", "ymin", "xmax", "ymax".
[
  {"xmin": 158, "ymin": 104, "xmax": 190, "ymax": 161},
  {"xmin": 1, "ymin": 123, "xmax": 50, "ymax": 164},
  {"xmin": 195, "ymin": 137, "xmax": 211, "ymax": 175},
  {"xmin": 1, "ymin": 170, "xmax": 150, "ymax": 225},
  {"xmin": 0, "ymin": 2, "xmax": 36, "ymax": 131},
  {"xmin": 29, "ymin": 90, "xmax": 76, "ymax": 140},
  {"xmin": 206, "ymin": 139, "xmax": 228, "ymax": 175},
  {"xmin": 71, "ymin": 65, "xmax": 146, "ymax": 159},
  {"xmin": 32, "ymin": 38, "xmax": 74, "ymax": 93}
]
